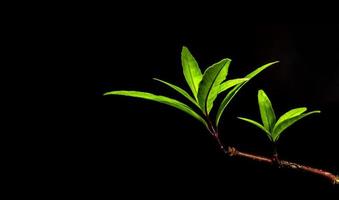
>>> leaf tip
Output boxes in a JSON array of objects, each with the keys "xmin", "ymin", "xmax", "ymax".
[
  {"xmin": 237, "ymin": 117, "xmax": 248, "ymax": 122},
  {"xmin": 257, "ymin": 89, "xmax": 266, "ymax": 96},
  {"xmin": 268, "ymin": 61, "xmax": 280, "ymax": 66},
  {"xmin": 225, "ymin": 58, "xmax": 232, "ymax": 62},
  {"xmin": 182, "ymin": 46, "xmax": 189, "ymax": 52},
  {"xmin": 306, "ymin": 109, "xmax": 321, "ymax": 114}
]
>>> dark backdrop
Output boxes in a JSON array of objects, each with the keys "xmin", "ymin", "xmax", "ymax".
[{"xmin": 57, "ymin": 23, "xmax": 339, "ymax": 196}]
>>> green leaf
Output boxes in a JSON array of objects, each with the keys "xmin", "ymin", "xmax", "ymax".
[
  {"xmin": 218, "ymin": 78, "xmax": 249, "ymax": 94},
  {"xmin": 104, "ymin": 90, "xmax": 208, "ymax": 128},
  {"xmin": 244, "ymin": 61, "xmax": 280, "ymax": 79},
  {"xmin": 216, "ymin": 61, "xmax": 279, "ymax": 127},
  {"xmin": 272, "ymin": 110, "xmax": 321, "ymax": 142},
  {"xmin": 197, "ymin": 58, "xmax": 231, "ymax": 114},
  {"xmin": 181, "ymin": 46, "xmax": 203, "ymax": 99},
  {"xmin": 258, "ymin": 90, "xmax": 276, "ymax": 132},
  {"xmin": 237, "ymin": 117, "xmax": 272, "ymax": 141},
  {"xmin": 153, "ymin": 78, "xmax": 200, "ymax": 108},
  {"xmin": 274, "ymin": 107, "xmax": 307, "ymax": 127}
]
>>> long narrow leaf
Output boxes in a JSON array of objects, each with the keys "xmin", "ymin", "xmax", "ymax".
[
  {"xmin": 181, "ymin": 46, "xmax": 202, "ymax": 99},
  {"xmin": 197, "ymin": 58, "xmax": 231, "ymax": 114},
  {"xmin": 218, "ymin": 78, "xmax": 249, "ymax": 94},
  {"xmin": 216, "ymin": 61, "xmax": 279, "ymax": 127},
  {"xmin": 245, "ymin": 61, "xmax": 280, "ymax": 79},
  {"xmin": 258, "ymin": 90, "xmax": 276, "ymax": 132},
  {"xmin": 104, "ymin": 91, "xmax": 208, "ymax": 128},
  {"xmin": 274, "ymin": 107, "xmax": 307, "ymax": 127},
  {"xmin": 238, "ymin": 117, "xmax": 272, "ymax": 140},
  {"xmin": 272, "ymin": 110, "xmax": 321, "ymax": 142},
  {"xmin": 153, "ymin": 78, "xmax": 200, "ymax": 108}
]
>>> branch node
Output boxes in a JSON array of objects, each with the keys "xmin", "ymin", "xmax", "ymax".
[
  {"xmin": 227, "ymin": 146, "xmax": 238, "ymax": 157},
  {"xmin": 272, "ymin": 153, "xmax": 281, "ymax": 167}
]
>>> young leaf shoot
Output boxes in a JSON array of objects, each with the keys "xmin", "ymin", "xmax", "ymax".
[{"xmin": 238, "ymin": 89, "xmax": 320, "ymax": 143}]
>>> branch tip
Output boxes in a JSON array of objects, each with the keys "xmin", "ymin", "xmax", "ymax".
[{"xmin": 335, "ymin": 176, "xmax": 339, "ymax": 185}]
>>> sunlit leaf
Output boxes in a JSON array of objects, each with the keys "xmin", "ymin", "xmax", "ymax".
[
  {"xmin": 272, "ymin": 110, "xmax": 320, "ymax": 141},
  {"xmin": 181, "ymin": 46, "xmax": 202, "ymax": 99},
  {"xmin": 218, "ymin": 78, "xmax": 249, "ymax": 94},
  {"xmin": 216, "ymin": 61, "xmax": 279, "ymax": 127},
  {"xmin": 153, "ymin": 78, "xmax": 200, "ymax": 108},
  {"xmin": 274, "ymin": 107, "xmax": 307, "ymax": 127},
  {"xmin": 104, "ymin": 90, "xmax": 208, "ymax": 128},
  {"xmin": 245, "ymin": 61, "xmax": 280, "ymax": 79},
  {"xmin": 197, "ymin": 58, "xmax": 231, "ymax": 114},
  {"xmin": 258, "ymin": 90, "xmax": 276, "ymax": 132}
]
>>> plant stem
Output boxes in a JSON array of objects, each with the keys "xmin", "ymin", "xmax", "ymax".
[
  {"xmin": 210, "ymin": 132, "xmax": 338, "ymax": 184},
  {"xmin": 206, "ymin": 116, "xmax": 216, "ymax": 136},
  {"xmin": 272, "ymin": 143, "xmax": 280, "ymax": 165},
  {"xmin": 214, "ymin": 133, "xmax": 228, "ymax": 154}
]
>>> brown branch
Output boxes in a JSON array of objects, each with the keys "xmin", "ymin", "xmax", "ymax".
[
  {"xmin": 225, "ymin": 146, "xmax": 339, "ymax": 185},
  {"xmin": 209, "ymin": 128, "xmax": 338, "ymax": 184}
]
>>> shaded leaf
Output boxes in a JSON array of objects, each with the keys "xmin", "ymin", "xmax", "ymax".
[
  {"xmin": 104, "ymin": 90, "xmax": 208, "ymax": 128},
  {"xmin": 218, "ymin": 78, "xmax": 249, "ymax": 94},
  {"xmin": 272, "ymin": 110, "xmax": 321, "ymax": 142},
  {"xmin": 181, "ymin": 46, "xmax": 202, "ymax": 99},
  {"xmin": 216, "ymin": 61, "xmax": 279, "ymax": 127},
  {"xmin": 197, "ymin": 58, "xmax": 231, "ymax": 114},
  {"xmin": 258, "ymin": 90, "xmax": 276, "ymax": 132},
  {"xmin": 153, "ymin": 78, "xmax": 200, "ymax": 108}
]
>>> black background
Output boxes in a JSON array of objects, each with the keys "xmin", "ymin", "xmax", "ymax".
[{"xmin": 26, "ymin": 21, "xmax": 339, "ymax": 196}]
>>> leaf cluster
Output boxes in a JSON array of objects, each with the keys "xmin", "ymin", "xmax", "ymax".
[
  {"xmin": 105, "ymin": 47, "xmax": 278, "ymax": 133},
  {"xmin": 238, "ymin": 90, "xmax": 320, "ymax": 142}
]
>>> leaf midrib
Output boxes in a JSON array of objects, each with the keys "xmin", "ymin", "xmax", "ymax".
[
  {"xmin": 204, "ymin": 63, "xmax": 226, "ymax": 114},
  {"xmin": 262, "ymin": 102, "xmax": 271, "ymax": 131},
  {"xmin": 188, "ymin": 65, "xmax": 198, "ymax": 96}
]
